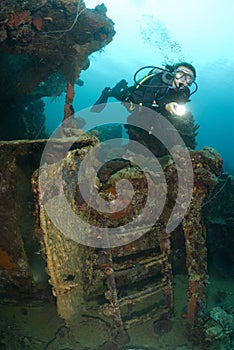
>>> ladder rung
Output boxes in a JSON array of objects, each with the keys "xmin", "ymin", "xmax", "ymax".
[
  {"xmin": 123, "ymin": 307, "xmax": 170, "ymax": 329},
  {"xmin": 114, "ymin": 254, "xmax": 167, "ymax": 272},
  {"xmin": 119, "ymin": 282, "xmax": 166, "ymax": 306}
]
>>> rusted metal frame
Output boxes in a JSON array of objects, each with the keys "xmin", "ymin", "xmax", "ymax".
[{"xmin": 182, "ymin": 202, "xmax": 207, "ymax": 327}]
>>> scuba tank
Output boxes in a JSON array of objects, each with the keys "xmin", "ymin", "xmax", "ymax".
[
  {"xmin": 134, "ymin": 66, "xmax": 174, "ymax": 88},
  {"xmin": 134, "ymin": 66, "xmax": 198, "ymax": 96}
]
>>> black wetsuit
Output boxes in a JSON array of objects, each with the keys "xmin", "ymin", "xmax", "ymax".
[
  {"xmin": 113, "ymin": 72, "xmax": 190, "ymax": 115},
  {"xmin": 110, "ymin": 72, "xmax": 193, "ymax": 156}
]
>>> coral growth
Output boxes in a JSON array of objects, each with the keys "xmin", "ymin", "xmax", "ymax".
[{"xmin": 0, "ymin": 0, "xmax": 115, "ymax": 138}]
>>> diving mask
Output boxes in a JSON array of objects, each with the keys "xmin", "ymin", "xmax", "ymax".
[{"xmin": 174, "ymin": 68, "xmax": 195, "ymax": 85}]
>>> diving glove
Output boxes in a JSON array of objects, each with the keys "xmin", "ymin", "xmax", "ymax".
[
  {"xmin": 91, "ymin": 79, "xmax": 129, "ymax": 113},
  {"xmin": 109, "ymin": 79, "xmax": 128, "ymax": 98},
  {"xmin": 90, "ymin": 87, "xmax": 111, "ymax": 113}
]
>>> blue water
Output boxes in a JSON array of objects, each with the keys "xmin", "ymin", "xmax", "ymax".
[
  {"xmin": 44, "ymin": 0, "xmax": 234, "ymax": 175},
  {"xmin": 1, "ymin": 2, "xmax": 234, "ymax": 350}
]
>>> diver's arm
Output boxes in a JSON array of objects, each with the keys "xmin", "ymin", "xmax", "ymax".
[
  {"xmin": 109, "ymin": 79, "xmax": 129, "ymax": 100},
  {"xmin": 91, "ymin": 79, "xmax": 129, "ymax": 112}
]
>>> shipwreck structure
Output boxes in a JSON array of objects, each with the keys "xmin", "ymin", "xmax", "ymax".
[
  {"xmin": 0, "ymin": 0, "xmax": 115, "ymax": 139},
  {"xmin": 0, "ymin": 135, "xmax": 224, "ymax": 349},
  {"xmin": 1, "ymin": 1, "xmax": 233, "ymax": 350}
]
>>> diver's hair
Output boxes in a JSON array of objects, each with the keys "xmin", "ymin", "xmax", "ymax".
[{"xmin": 165, "ymin": 62, "xmax": 196, "ymax": 79}]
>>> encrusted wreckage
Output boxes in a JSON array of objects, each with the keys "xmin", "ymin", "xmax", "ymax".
[
  {"xmin": 0, "ymin": 0, "xmax": 115, "ymax": 139},
  {"xmin": 0, "ymin": 133, "xmax": 224, "ymax": 348},
  {"xmin": 1, "ymin": 1, "xmax": 233, "ymax": 349}
]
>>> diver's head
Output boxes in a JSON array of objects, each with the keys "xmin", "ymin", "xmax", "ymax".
[{"xmin": 167, "ymin": 62, "xmax": 196, "ymax": 89}]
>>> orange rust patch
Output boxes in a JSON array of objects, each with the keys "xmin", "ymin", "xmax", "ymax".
[
  {"xmin": 0, "ymin": 248, "xmax": 17, "ymax": 271},
  {"xmin": 32, "ymin": 15, "xmax": 43, "ymax": 31},
  {"xmin": 123, "ymin": 243, "xmax": 132, "ymax": 252},
  {"xmin": 105, "ymin": 186, "xmax": 117, "ymax": 198},
  {"xmin": 7, "ymin": 11, "xmax": 31, "ymax": 29}
]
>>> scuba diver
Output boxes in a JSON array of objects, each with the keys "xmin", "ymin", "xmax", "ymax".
[
  {"xmin": 91, "ymin": 62, "xmax": 199, "ymax": 156},
  {"xmin": 91, "ymin": 62, "xmax": 197, "ymax": 115}
]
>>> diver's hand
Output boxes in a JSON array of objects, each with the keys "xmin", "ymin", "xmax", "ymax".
[
  {"xmin": 165, "ymin": 102, "xmax": 187, "ymax": 116},
  {"xmin": 165, "ymin": 102, "xmax": 180, "ymax": 115}
]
